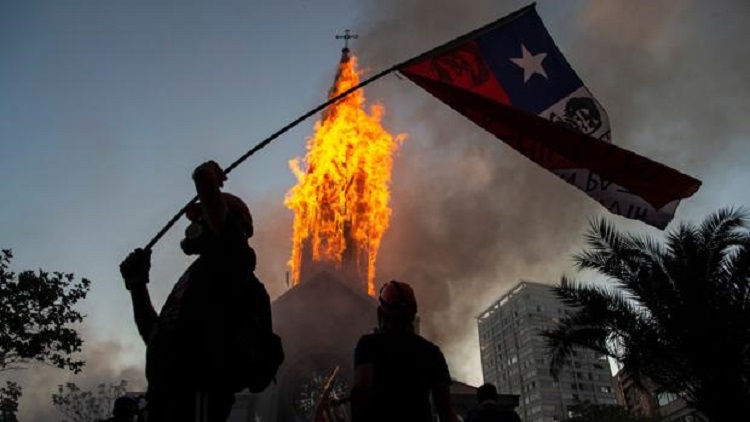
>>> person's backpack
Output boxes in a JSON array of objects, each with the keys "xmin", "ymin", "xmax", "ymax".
[{"xmin": 232, "ymin": 273, "xmax": 285, "ymax": 393}]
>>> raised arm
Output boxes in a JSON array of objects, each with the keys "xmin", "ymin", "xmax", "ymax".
[{"xmin": 120, "ymin": 248, "xmax": 158, "ymax": 343}]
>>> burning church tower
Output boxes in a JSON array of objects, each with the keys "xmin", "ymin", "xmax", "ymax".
[
  {"xmin": 249, "ymin": 38, "xmax": 404, "ymax": 421},
  {"xmin": 285, "ymin": 39, "xmax": 403, "ymax": 296}
]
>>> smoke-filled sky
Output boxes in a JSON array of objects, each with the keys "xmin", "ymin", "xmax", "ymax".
[{"xmin": 2, "ymin": 0, "xmax": 749, "ymax": 419}]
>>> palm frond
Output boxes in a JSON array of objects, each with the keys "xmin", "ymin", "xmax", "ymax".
[
  {"xmin": 666, "ymin": 222, "xmax": 699, "ymax": 264},
  {"xmin": 696, "ymin": 209, "xmax": 750, "ymax": 294},
  {"xmin": 723, "ymin": 242, "xmax": 750, "ymax": 311},
  {"xmin": 574, "ymin": 219, "xmax": 652, "ymax": 283},
  {"xmin": 698, "ymin": 207, "xmax": 749, "ymax": 248},
  {"xmin": 575, "ymin": 221, "xmax": 676, "ymax": 323},
  {"xmin": 584, "ymin": 217, "xmax": 624, "ymax": 254},
  {"xmin": 545, "ymin": 278, "xmax": 650, "ymax": 379},
  {"xmin": 554, "ymin": 208, "xmax": 750, "ymax": 420}
]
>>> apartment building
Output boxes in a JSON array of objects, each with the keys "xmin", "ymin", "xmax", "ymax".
[{"xmin": 477, "ymin": 280, "xmax": 617, "ymax": 422}]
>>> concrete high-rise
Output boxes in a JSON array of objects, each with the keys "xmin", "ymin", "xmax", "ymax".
[{"xmin": 477, "ymin": 281, "xmax": 617, "ymax": 422}]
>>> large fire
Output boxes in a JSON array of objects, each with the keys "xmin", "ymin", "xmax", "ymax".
[{"xmin": 285, "ymin": 51, "xmax": 405, "ymax": 295}]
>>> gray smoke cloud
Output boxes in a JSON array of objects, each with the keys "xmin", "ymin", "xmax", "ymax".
[
  {"xmin": 224, "ymin": 0, "xmax": 750, "ymax": 387},
  {"xmin": 7, "ymin": 335, "xmax": 146, "ymax": 422},
  {"xmin": 304, "ymin": 0, "xmax": 750, "ymax": 385}
]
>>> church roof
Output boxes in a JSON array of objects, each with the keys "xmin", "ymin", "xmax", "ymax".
[{"xmin": 272, "ymin": 270, "xmax": 378, "ymax": 310}]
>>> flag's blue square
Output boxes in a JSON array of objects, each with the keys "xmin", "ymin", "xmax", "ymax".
[{"xmin": 476, "ymin": 10, "xmax": 583, "ymax": 115}]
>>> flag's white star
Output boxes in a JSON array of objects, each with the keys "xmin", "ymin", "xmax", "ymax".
[{"xmin": 510, "ymin": 44, "xmax": 548, "ymax": 83}]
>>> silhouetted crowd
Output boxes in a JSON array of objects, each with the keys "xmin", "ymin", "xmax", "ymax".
[{"xmin": 116, "ymin": 161, "xmax": 521, "ymax": 422}]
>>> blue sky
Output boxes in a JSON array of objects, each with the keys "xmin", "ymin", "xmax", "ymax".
[
  {"xmin": 2, "ymin": 0, "xmax": 750, "ymax": 419},
  {"xmin": 1, "ymin": 0, "xmax": 366, "ymax": 413},
  {"xmin": 1, "ymin": 0, "xmax": 355, "ymax": 331}
]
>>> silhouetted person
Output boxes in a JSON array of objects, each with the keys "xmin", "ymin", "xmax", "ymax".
[
  {"xmin": 351, "ymin": 280, "xmax": 458, "ymax": 422},
  {"xmin": 120, "ymin": 161, "xmax": 269, "ymax": 422},
  {"xmin": 465, "ymin": 383, "xmax": 522, "ymax": 422},
  {"xmin": 101, "ymin": 396, "xmax": 138, "ymax": 422}
]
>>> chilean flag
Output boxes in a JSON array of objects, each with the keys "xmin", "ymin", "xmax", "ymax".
[{"xmin": 399, "ymin": 4, "xmax": 701, "ymax": 229}]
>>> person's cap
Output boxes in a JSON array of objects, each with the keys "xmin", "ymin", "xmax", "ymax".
[
  {"xmin": 378, "ymin": 280, "xmax": 417, "ymax": 316},
  {"xmin": 185, "ymin": 192, "xmax": 253, "ymax": 237}
]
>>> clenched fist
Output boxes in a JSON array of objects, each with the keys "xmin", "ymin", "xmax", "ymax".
[{"xmin": 120, "ymin": 248, "xmax": 151, "ymax": 291}]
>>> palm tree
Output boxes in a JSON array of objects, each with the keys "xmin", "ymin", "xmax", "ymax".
[{"xmin": 544, "ymin": 208, "xmax": 750, "ymax": 422}]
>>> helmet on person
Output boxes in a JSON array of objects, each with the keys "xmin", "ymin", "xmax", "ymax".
[
  {"xmin": 378, "ymin": 280, "xmax": 417, "ymax": 317},
  {"xmin": 185, "ymin": 192, "xmax": 253, "ymax": 238}
]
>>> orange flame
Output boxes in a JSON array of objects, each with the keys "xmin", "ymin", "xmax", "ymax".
[{"xmin": 285, "ymin": 52, "xmax": 405, "ymax": 296}]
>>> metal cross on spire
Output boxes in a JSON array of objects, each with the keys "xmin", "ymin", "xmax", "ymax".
[{"xmin": 335, "ymin": 29, "xmax": 358, "ymax": 50}]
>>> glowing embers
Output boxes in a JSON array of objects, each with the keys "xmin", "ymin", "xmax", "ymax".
[{"xmin": 285, "ymin": 52, "xmax": 404, "ymax": 295}]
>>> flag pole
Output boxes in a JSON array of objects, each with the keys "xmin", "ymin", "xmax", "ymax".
[{"xmin": 143, "ymin": 3, "xmax": 537, "ymax": 251}]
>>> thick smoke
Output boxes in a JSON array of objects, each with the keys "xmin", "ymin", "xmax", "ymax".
[
  {"xmin": 238, "ymin": 0, "xmax": 750, "ymax": 387},
  {"xmin": 7, "ymin": 336, "xmax": 146, "ymax": 422},
  {"xmin": 323, "ymin": 0, "xmax": 750, "ymax": 384}
]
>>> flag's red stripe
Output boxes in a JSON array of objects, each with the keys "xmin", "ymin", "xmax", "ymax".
[
  {"xmin": 401, "ymin": 40, "xmax": 512, "ymax": 105},
  {"xmin": 402, "ymin": 72, "xmax": 701, "ymax": 209}
]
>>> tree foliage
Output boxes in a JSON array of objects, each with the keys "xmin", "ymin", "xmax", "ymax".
[
  {"xmin": 0, "ymin": 249, "xmax": 91, "ymax": 420},
  {"xmin": 0, "ymin": 381, "xmax": 21, "ymax": 422},
  {"xmin": 544, "ymin": 208, "xmax": 750, "ymax": 421},
  {"xmin": 51, "ymin": 381, "xmax": 127, "ymax": 422},
  {"xmin": 0, "ymin": 249, "xmax": 90, "ymax": 372}
]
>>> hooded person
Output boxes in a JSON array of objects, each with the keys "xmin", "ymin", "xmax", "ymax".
[
  {"xmin": 120, "ymin": 161, "xmax": 273, "ymax": 422},
  {"xmin": 351, "ymin": 280, "xmax": 458, "ymax": 422}
]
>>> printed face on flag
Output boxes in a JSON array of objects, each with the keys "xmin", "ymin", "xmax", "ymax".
[{"xmin": 400, "ymin": 6, "xmax": 700, "ymax": 229}]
